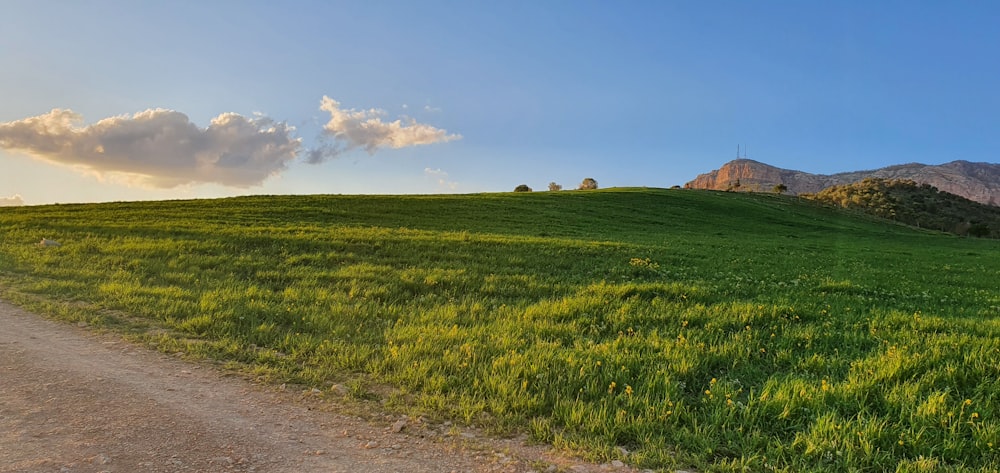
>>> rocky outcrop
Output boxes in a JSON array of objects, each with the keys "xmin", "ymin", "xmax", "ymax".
[{"xmin": 684, "ymin": 159, "xmax": 1000, "ymax": 206}]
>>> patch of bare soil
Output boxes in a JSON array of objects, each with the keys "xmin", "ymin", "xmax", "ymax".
[{"xmin": 0, "ymin": 300, "xmax": 655, "ymax": 473}]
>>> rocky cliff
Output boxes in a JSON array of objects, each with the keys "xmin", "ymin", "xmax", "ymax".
[{"xmin": 684, "ymin": 159, "xmax": 1000, "ymax": 206}]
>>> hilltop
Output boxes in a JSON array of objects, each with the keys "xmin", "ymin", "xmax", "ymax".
[{"xmin": 685, "ymin": 159, "xmax": 1000, "ymax": 206}]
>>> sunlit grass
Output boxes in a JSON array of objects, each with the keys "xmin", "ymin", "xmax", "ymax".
[{"xmin": 1, "ymin": 188, "xmax": 998, "ymax": 471}]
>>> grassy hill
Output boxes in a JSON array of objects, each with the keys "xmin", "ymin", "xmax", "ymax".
[{"xmin": 1, "ymin": 188, "xmax": 999, "ymax": 472}]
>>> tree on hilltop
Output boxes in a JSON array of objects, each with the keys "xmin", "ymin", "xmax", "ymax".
[
  {"xmin": 548, "ymin": 182, "xmax": 562, "ymax": 191},
  {"xmin": 578, "ymin": 178, "xmax": 598, "ymax": 190},
  {"xmin": 514, "ymin": 184, "xmax": 532, "ymax": 192}
]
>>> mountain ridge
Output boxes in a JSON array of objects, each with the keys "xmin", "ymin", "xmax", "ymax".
[{"xmin": 684, "ymin": 159, "xmax": 1000, "ymax": 206}]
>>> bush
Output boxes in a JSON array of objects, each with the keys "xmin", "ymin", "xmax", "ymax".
[
  {"xmin": 548, "ymin": 182, "xmax": 562, "ymax": 192},
  {"xmin": 968, "ymin": 223, "xmax": 990, "ymax": 238},
  {"xmin": 514, "ymin": 184, "xmax": 532, "ymax": 192},
  {"xmin": 578, "ymin": 178, "xmax": 598, "ymax": 190}
]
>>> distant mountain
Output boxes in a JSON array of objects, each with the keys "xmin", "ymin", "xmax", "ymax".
[{"xmin": 684, "ymin": 159, "xmax": 1000, "ymax": 206}]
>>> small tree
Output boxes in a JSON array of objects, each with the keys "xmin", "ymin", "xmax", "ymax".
[
  {"xmin": 773, "ymin": 183, "xmax": 788, "ymax": 194},
  {"xmin": 548, "ymin": 182, "xmax": 562, "ymax": 191},
  {"xmin": 578, "ymin": 178, "xmax": 598, "ymax": 190},
  {"xmin": 514, "ymin": 184, "xmax": 532, "ymax": 192}
]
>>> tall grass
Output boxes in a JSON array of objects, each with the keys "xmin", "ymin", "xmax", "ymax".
[{"xmin": 1, "ymin": 188, "xmax": 998, "ymax": 471}]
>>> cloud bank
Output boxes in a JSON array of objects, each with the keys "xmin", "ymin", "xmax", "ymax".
[
  {"xmin": 0, "ymin": 194, "xmax": 24, "ymax": 206},
  {"xmin": 307, "ymin": 96, "xmax": 461, "ymax": 163},
  {"xmin": 0, "ymin": 109, "xmax": 301, "ymax": 188},
  {"xmin": 1, "ymin": 98, "xmax": 461, "ymax": 189}
]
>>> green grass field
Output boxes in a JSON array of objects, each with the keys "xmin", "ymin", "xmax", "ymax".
[{"xmin": 1, "ymin": 188, "xmax": 998, "ymax": 472}]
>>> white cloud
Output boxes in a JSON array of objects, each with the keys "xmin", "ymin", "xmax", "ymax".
[
  {"xmin": 307, "ymin": 96, "xmax": 461, "ymax": 164},
  {"xmin": 0, "ymin": 108, "xmax": 301, "ymax": 188},
  {"xmin": 424, "ymin": 167, "xmax": 458, "ymax": 191},
  {"xmin": 0, "ymin": 194, "xmax": 24, "ymax": 206}
]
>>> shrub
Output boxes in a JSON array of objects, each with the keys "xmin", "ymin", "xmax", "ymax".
[
  {"xmin": 548, "ymin": 182, "xmax": 562, "ymax": 192},
  {"xmin": 968, "ymin": 223, "xmax": 990, "ymax": 238},
  {"xmin": 578, "ymin": 178, "xmax": 598, "ymax": 190},
  {"xmin": 514, "ymin": 184, "xmax": 532, "ymax": 192}
]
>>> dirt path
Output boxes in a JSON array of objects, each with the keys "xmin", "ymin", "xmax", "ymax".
[{"xmin": 0, "ymin": 300, "xmax": 654, "ymax": 473}]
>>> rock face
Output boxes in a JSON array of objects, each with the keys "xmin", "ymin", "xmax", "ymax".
[{"xmin": 684, "ymin": 159, "xmax": 1000, "ymax": 206}]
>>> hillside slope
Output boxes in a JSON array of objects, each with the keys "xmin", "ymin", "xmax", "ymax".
[
  {"xmin": 685, "ymin": 159, "xmax": 1000, "ymax": 205},
  {"xmin": 1, "ymin": 189, "xmax": 999, "ymax": 472}
]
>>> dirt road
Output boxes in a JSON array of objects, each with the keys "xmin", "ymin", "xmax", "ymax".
[{"xmin": 0, "ymin": 300, "xmax": 654, "ymax": 473}]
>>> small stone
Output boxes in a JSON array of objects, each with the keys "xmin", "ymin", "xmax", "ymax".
[
  {"xmin": 611, "ymin": 460, "xmax": 625, "ymax": 468},
  {"xmin": 391, "ymin": 419, "xmax": 407, "ymax": 433},
  {"xmin": 364, "ymin": 440, "xmax": 378, "ymax": 449},
  {"xmin": 331, "ymin": 384, "xmax": 348, "ymax": 396},
  {"xmin": 93, "ymin": 453, "xmax": 111, "ymax": 465},
  {"xmin": 39, "ymin": 238, "xmax": 62, "ymax": 247}
]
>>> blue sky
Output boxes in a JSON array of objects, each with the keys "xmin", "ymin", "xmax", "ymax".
[{"xmin": 2, "ymin": 1, "xmax": 999, "ymax": 205}]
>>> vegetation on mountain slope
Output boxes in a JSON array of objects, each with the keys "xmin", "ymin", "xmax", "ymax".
[{"xmin": 804, "ymin": 178, "xmax": 1000, "ymax": 237}]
